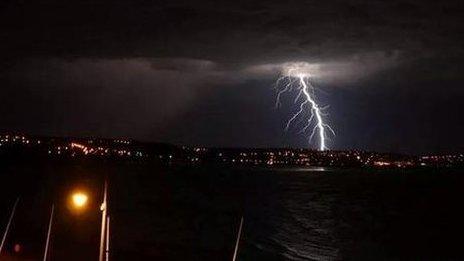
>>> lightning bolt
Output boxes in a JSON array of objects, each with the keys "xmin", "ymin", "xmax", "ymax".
[{"xmin": 275, "ymin": 63, "xmax": 335, "ymax": 151}]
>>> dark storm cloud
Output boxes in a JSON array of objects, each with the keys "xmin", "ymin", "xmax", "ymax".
[
  {"xmin": 2, "ymin": 0, "xmax": 463, "ymax": 85},
  {"xmin": 1, "ymin": 0, "xmax": 463, "ymax": 152},
  {"xmin": 2, "ymin": 0, "xmax": 463, "ymax": 63},
  {"xmin": 1, "ymin": 58, "xmax": 231, "ymax": 138}
]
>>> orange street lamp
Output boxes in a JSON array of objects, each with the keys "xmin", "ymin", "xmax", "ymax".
[{"xmin": 71, "ymin": 192, "xmax": 88, "ymax": 209}]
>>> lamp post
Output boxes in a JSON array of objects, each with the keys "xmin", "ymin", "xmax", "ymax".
[
  {"xmin": 105, "ymin": 215, "xmax": 110, "ymax": 261},
  {"xmin": 43, "ymin": 186, "xmax": 107, "ymax": 260},
  {"xmin": 68, "ymin": 184, "xmax": 109, "ymax": 261},
  {"xmin": 99, "ymin": 181, "xmax": 108, "ymax": 261},
  {"xmin": 42, "ymin": 191, "xmax": 89, "ymax": 260}
]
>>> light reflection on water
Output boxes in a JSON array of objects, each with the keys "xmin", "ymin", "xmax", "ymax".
[
  {"xmin": 245, "ymin": 167, "xmax": 340, "ymax": 260},
  {"xmin": 270, "ymin": 167, "xmax": 329, "ymax": 172}
]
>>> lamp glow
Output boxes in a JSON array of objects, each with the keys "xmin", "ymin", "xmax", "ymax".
[{"xmin": 71, "ymin": 192, "xmax": 88, "ymax": 208}]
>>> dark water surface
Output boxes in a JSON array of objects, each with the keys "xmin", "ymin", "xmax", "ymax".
[{"xmin": 0, "ymin": 160, "xmax": 463, "ymax": 260}]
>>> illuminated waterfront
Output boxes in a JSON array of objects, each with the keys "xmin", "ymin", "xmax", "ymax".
[{"xmin": 0, "ymin": 159, "xmax": 463, "ymax": 260}]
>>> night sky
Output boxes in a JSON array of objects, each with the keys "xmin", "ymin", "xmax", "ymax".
[{"xmin": 1, "ymin": 0, "xmax": 463, "ymax": 154}]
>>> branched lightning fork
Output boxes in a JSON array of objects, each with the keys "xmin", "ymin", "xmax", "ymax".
[{"xmin": 275, "ymin": 63, "xmax": 335, "ymax": 151}]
